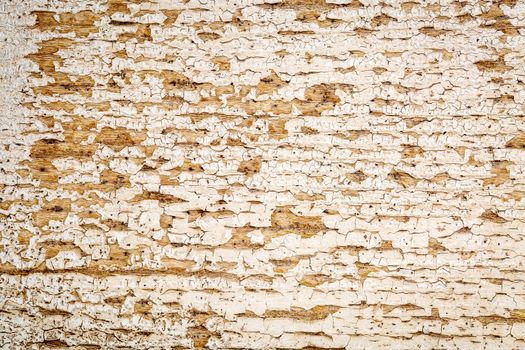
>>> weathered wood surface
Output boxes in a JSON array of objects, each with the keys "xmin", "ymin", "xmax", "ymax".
[{"xmin": 1, "ymin": 0, "xmax": 525, "ymax": 349}]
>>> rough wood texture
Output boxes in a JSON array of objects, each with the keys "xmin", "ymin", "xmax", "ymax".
[{"xmin": 1, "ymin": 0, "xmax": 525, "ymax": 349}]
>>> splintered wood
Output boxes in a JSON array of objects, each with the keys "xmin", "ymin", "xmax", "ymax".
[{"xmin": 1, "ymin": 0, "xmax": 525, "ymax": 349}]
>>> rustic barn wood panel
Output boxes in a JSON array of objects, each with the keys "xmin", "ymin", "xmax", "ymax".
[{"xmin": 1, "ymin": 0, "xmax": 525, "ymax": 349}]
